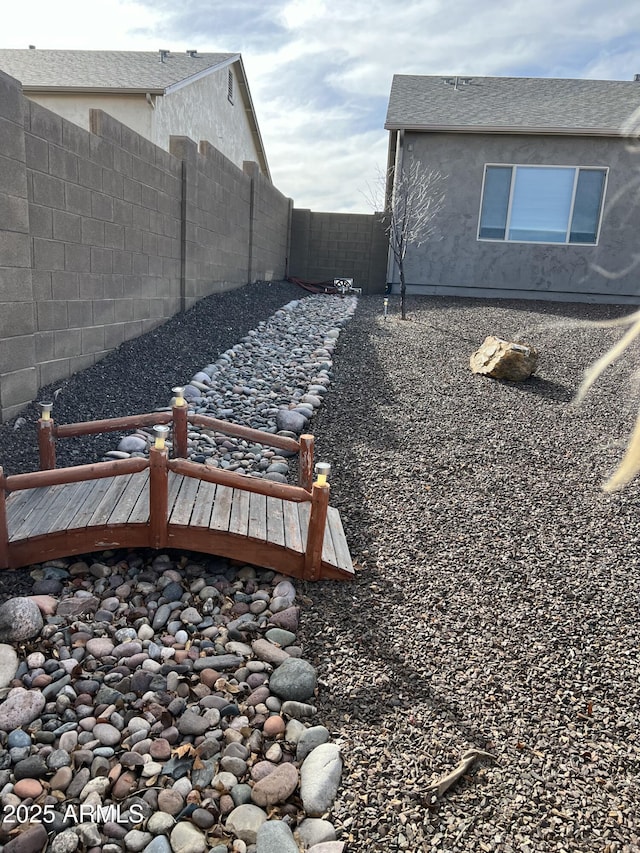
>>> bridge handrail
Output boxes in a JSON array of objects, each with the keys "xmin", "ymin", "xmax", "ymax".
[
  {"xmin": 37, "ymin": 403, "xmax": 315, "ymax": 491},
  {"xmin": 3, "ymin": 456, "xmax": 149, "ymax": 493}
]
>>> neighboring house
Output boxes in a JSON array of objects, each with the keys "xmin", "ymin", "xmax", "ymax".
[
  {"xmin": 384, "ymin": 74, "xmax": 640, "ymax": 303},
  {"xmin": 0, "ymin": 48, "xmax": 270, "ymax": 177}
]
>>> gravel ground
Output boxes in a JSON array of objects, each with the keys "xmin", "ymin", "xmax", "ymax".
[
  {"xmin": 2, "ymin": 286, "xmax": 640, "ymax": 851},
  {"xmin": 300, "ymin": 295, "xmax": 640, "ymax": 853}
]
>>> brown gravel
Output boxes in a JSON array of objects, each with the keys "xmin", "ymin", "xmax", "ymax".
[{"xmin": 300, "ymin": 295, "xmax": 640, "ymax": 853}]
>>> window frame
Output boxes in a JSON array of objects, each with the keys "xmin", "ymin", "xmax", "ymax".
[{"xmin": 477, "ymin": 163, "xmax": 608, "ymax": 246}]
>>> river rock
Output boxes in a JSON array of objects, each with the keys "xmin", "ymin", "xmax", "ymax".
[
  {"xmin": 296, "ymin": 818, "xmax": 337, "ymax": 848},
  {"xmin": 169, "ymin": 822, "xmax": 208, "ymax": 853},
  {"xmin": 0, "ymin": 597, "xmax": 43, "ymax": 642},
  {"xmin": 256, "ymin": 819, "xmax": 299, "ymax": 853},
  {"xmin": 0, "ymin": 687, "xmax": 46, "ymax": 729},
  {"xmin": 226, "ymin": 804, "xmax": 268, "ymax": 843},
  {"xmin": 300, "ymin": 743, "xmax": 343, "ymax": 816},
  {"xmin": 297, "ymin": 726, "xmax": 331, "ymax": 761},
  {"xmin": 275, "ymin": 409, "xmax": 308, "ymax": 434},
  {"xmin": 0, "ymin": 644, "xmax": 19, "ymax": 688},
  {"xmin": 470, "ymin": 335, "xmax": 538, "ymax": 381},
  {"xmin": 268, "ymin": 657, "xmax": 317, "ymax": 702},
  {"xmin": 251, "ymin": 762, "xmax": 299, "ymax": 808}
]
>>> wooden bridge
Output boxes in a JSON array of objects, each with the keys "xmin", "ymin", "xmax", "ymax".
[{"xmin": 0, "ymin": 403, "xmax": 354, "ymax": 581}]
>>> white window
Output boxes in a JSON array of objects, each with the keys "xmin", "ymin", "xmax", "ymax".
[{"xmin": 478, "ymin": 164, "xmax": 607, "ymax": 245}]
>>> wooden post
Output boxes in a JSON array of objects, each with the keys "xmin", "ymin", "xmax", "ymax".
[
  {"xmin": 149, "ymin": 445, "xmax": 168, "ymax": 549},
  {"xmin": 0, "ymin": 467, "xmax": 9, "ymax": 570},
  {"xmin": 172, "ymin": 402, "xmax": 188, "ymax": 458},
  {"xmin": 37, "ymin": 418, "xmax": 56, "ymax": 470},
  {"xmin": 299, "ymin": 434, "xmax": 314, "ymax": 492},
  {"xmin": 304, "ymin": 482, "xmax": 329, "ymax": 581}
]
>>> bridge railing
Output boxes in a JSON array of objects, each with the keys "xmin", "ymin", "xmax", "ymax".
[
  {"xmin": 36, "ymin": 400, "xmax": 315, "ymax": 491},
  {"xmin": 1, "ymin": 403, "xmax": 330, "ymax": 579}
]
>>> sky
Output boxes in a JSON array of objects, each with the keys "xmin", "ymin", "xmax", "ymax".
[{"xmin": 4, "ymin": 0, "xmax": 640, "ymax": 213}]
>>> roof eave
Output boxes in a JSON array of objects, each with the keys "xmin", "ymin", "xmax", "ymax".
[
  {"xmin": 384, "ymin": 123, "xmax": 626, "ymax": 137},
  {"xmin": 233, "ymin": 56, "xmax": 271, "ymax": 181},
  {"xmin": 24, "ymin": 85, "xmax": 165, "ymax": 95},
  {"xmin": 164, "ymin": 53, "xmax": 240, "ymax": 95}
]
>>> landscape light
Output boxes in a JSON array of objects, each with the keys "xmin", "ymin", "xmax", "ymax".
[
  {"xmin": 153, "ymin": 425, "xmax": 170, "ymax": 450},
  {"xmin": 39, "ymin": 402, "xmax": 53, "ymax": 420},
  {"xmin": 383, "ymin": 297, "xmax": 388, "ymax": 319},
  {"xmin": 315, "ymin": 462, "xmax": 331, "ymax": 487},
  {"xmin": 172, "ymin": 386, "xmax": 185, "ymax": 406}
]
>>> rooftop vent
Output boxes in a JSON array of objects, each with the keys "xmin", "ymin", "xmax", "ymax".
[
  {"xmin": 159, "ymin": 49, "xmax": 170, "ymax": 63},
  {"xmin": 635, "ymin": 74, "xmax": 640, "ymax": 82},
  {"xmin": 186, "ymin": 49, "xmax": 198, "ymax": 58},
  {"xmin": 28, "ymin": 45, "xmax": 36, "ymax": 49},
  {"xmin": 443, "ymin": 76, "xmax": 472, "ymax": 90}
]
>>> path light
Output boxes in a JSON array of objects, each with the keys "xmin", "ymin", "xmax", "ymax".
[
  {"xmin": 39, "ymin": 402, "xmax": 53, "ymax": 420},
  {"xmin": 153, "ymin": 424, "xmax": 170, "ymax": 450},
  {"xmin": 315, "ymin": 462, "xmax": 331, "ymax": 487},
  {"xmin": 383, "ymin": 297, "xmax": 389, "ymax": 320},
  {"xmin": 172, "ymin": 386, "xmax": 185, "ymax": 406}
]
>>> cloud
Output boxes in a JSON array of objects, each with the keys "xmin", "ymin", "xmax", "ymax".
[{"xmin": 5, "ymin": 0, "xmax": 640, "ymax": 211}]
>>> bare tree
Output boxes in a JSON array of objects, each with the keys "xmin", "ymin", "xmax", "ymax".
[{"xmin": 384, "ymin": 159, "xmax": 446, "ymax": 319}]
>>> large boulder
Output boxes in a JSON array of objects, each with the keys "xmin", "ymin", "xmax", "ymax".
[{"xmin": 470, "ymin": 336, "xmax": 538, "ymax": 381}]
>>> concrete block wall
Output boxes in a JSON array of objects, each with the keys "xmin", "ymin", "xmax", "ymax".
[
  {"xmin": 289, "ymin": 209, "xmax": 387, "ymax": 294},
  {"xmin": 0, "ymin": 79, "xmax": 293, "ymax": 422},
  {"xmin": 244, "ymin": 161, "xmax": 292, "ymax": 282},
  {"xmin": 0, "ymin": 71, "xmax": 37, "ymax": 421},
  {"xmin": 26, "ymin": 105, "xmax": 184, "ymax": 390}
]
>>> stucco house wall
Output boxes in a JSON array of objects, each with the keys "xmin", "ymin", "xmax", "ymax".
[
  {"xmin": 154, "ymin": 67, "xmax": 261, "ymax": 172},
  {"xmin": 395, "ymin": 131, "xmax": 640, "ymax": 303},
  {"xmin": 28, "ymin": 92, "xmax": 154, "ymax": 141}
]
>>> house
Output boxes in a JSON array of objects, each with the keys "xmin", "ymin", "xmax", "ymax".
[
  {"xmin": 384, "ymin": 74, "xmax": 640, "ymax": 303},
  {"xmin": 0, "ymin": 48, "xmax": 270, "ymax": 177}
]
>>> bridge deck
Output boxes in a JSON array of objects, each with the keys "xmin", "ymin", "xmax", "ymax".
[{"xmin": 4, "ymin": 470, "xmax": 353, "ymax": 580}]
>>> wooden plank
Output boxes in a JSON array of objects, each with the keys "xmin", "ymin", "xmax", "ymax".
[
  {"xmin": 10, "ymin": 485, "xmax": 68, "ymax": 541},
  {"xmin": 170, "ymin": 475, "xmax": 201, "ymax": 526},
  {"xmin": 266, "ymin": 497, "xmax": 286, "ymax": 546},
  {"xmin": 128, "ymin": 473, "xmax": 151, "ymax": 524},
  {"xmin": 106, "ymin": 470, "xmax": 149, "ymax": 525},
  {"xmin": 167, "ymin": 471, "xmax": 183, "ymax": 516},
  {"xmin": 321, "ymin": 508, "xmax": 338, "ymax": 567},
  {"xmin": 16, "ymin": 482, "xmax": 87, "ymax": 539},
  {"xmin": 229, "ymin": 488, "xmax": 250, "ymax": 537},
  {"xmin": 248, "ymin": 492, "xmax": 267, "ymax": 541},
  {"xmin": 86, "ymin": 476, "xmax": 131, "ymax": 527},
  {"xmin": 283, "ymin": 499, "xmax": 304, "ymax": 553},
  {"xmin": 5, "ymin": 488, "xmax": 38, "ymax": 522},
  {"xmin": 327, "ymin": 507, "xmax": 353, "ymax": 573},
  {"xmin": 72, "ymin": 477, "xmax": 121, "ymax": 528},
  {"xmin": 210, "ymin": 484, "xmax": 233, "ymax": 531},
  {"xmin": 190, "ymin": 480, "xmax": 217, "ymax": 528},
  {"xmin": 45, "ymin": 479, "xmax": 110, "ymax": 534}
]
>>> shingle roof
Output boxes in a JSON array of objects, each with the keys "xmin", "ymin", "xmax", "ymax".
[
  {"xmin": 0, "ymin": 49, "xmax": 238, "ymax": 93},
  {"xmin": 385, "ymin": 75, "xmax": 640, "ymax": 136}
]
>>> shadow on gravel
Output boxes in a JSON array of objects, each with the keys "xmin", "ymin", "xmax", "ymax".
[{"xmin": 494, "ymin": 375, "xmax": 574, "ymax": 403}]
